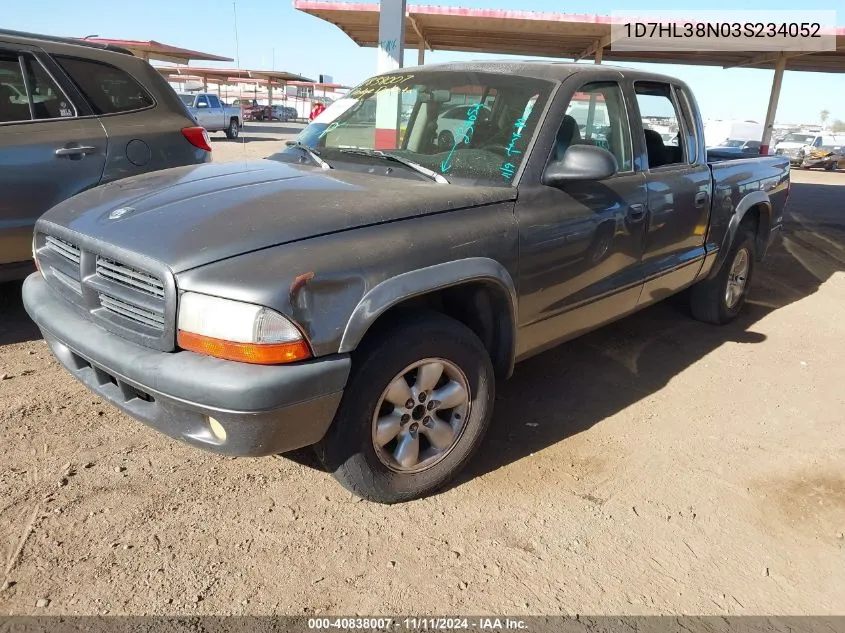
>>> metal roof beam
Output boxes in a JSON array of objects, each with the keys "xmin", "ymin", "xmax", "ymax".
[
  {"xmin": 577, "ymin": 33, "xmax": 614, "ymax": 61},
  {"xmin": 723, "ymin": 51, "xmax": 810, "ymax": 69},
  {"xmin": 408, "ymin": 15, "xmax": 433, "ymax": 51}
]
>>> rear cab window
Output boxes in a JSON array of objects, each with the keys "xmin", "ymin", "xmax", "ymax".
[
  {"xmin": 0, "ymin": 51, "xmax": 76, "ymax": 124},
  {"xmin": 53, "ymin": 56, "xmax": 154, "ymax": 115}
]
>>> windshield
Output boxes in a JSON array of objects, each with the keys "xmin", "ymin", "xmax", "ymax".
[
  {"xmin": 178, "ymin": 94, "xmax": 194, "ymax": 106},
  {"xmin": 721, "ymin": 139, "xmax": 745, "ymax": 147},
  {"xmin": 273, "ymin": 70, "xmax": 554, "ymax": 186},
  {"xmin": 782, "ymin": 134, "xmax": 814, "ymax": 144}
]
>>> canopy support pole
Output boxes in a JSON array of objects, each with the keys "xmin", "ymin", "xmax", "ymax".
[
  {"xmin": 375, "ymin": 0, "xmax": 407, "ymax": 149},
  {"xmin": 760, "ymin": 53, "xmax": 786, "ymax": 156}
]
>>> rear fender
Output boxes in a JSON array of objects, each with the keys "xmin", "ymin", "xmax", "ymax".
[{"xmin": 706, "ymin": 191, "xmax": 771, "ymax": 279}]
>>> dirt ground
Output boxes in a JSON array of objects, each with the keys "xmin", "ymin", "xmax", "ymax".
[{"xmin": 1, "ymin": 134, "xmax": 843, "ymax": 616}]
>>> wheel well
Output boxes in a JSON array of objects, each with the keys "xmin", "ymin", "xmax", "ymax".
[
  {"xmin": 357, "ymin": 282, "xmax": 515, "ymax": 380},
  {"xmin": 740, "ymin": 203, "xmax": 769, "ymax": 260}
]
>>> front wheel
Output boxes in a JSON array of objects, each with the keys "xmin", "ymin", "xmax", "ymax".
[
  {"xmin": 317, "ymin": 312, "xmax": 495, "ymax": 504},
  {"xmin": 689, "ymin": 227, "xmax": 756, "ymax": 325}
]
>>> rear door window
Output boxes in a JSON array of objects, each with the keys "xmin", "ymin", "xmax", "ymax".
[
  {"xmin": 634, "ymin": 82, "xmax": 688, "ymax": 169},
  {"xmin": 53, "ymin": 56, "xmax": 154, "ymax": 115},
  {"xmin": 0, "ymin": 51, "xmax": 74, "ymax": 123}
]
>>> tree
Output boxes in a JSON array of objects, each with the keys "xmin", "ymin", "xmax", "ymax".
[
  {"xmin": 820, "ymin": 109, "xmax": 830, "ymax": 127},
  {"xmin": 832, "ymin": 120, "xmax": 845, "ymax": 133}
]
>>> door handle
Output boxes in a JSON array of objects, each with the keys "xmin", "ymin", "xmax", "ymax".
[
  {"xmin": 55, "ymin": 145, "xmax": 97, "ymax": 158},
  {"xmin": 628, "ymin": 203, "xmax": 647, "ymax": 222},
  {"xmin": 694, "ymin": 191, "xmax": 708, "ymax": 208}
]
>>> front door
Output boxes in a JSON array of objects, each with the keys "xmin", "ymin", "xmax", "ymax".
[
  {"xmin": 0, "ymin": 46, "xmax": 107, "ymax": 268},
  {"xmin": 632, "ymin": 81, "xmax": 711, "ymax": 305},
  {"xmin": 515, "ymin": 80, "xmax": 648, "ymax": 359}
]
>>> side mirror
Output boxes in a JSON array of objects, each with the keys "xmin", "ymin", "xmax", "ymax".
[
  {"xmin": 543, "ymin": 144, "xmax": 618, "ymax": 185},
  {"xmin": 196, "ymin": 102, "xmax": 208, "ymax": 108}
]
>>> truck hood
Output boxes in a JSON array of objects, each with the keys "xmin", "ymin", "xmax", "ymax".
[{"xmin": 38, "ymin": 159, "xmax": 514, "ymax": 273}]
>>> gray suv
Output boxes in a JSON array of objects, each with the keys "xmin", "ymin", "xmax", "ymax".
[{"xmin": 0, "ymin": 30, "xmax": 211, "ymax": 283}]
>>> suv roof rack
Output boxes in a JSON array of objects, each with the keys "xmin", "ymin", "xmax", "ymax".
[{"xmin": 0, "ymin": 29, "xmax": 135, "ymax": 56}]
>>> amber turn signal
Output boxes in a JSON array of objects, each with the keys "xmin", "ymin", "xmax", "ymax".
[{"xmin": 177, "ymin": 330, "xmax": 311, "ymax": 365}]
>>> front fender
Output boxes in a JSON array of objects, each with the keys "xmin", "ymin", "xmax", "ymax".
[
  {"xmin": 175, "ymin": 201, "xmax": 519, "ymax": 361},
  {"xmin": 338, "ymin": 258, "xmax": 518, "ymax": 369}
]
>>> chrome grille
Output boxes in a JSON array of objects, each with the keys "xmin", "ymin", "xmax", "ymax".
[
  {"xmin": 45, "ymin": 235, "xmax": 81, "ymax": 264},
  {"xmin": 96, "ymin": 257, "xmax": 165, "ymax": 299},
  {"xmin": 37, "ymin": 230, "xmax": 175, "ymax": 350},
  {"xmin": 98, "ymin": 293, "xmax": 165, "ymax": 329}
]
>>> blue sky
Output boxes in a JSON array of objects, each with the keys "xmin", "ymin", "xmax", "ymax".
[{"xmin": 7, "ymin": 0, "xmax": 844, "ymax": 124}]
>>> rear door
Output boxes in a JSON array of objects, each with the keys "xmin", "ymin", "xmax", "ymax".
[
  {"xmin": 632, "ymin": 81, "xmax": 711, "ymax": 305},
  {"xmin": 50, "ymin": 54, "xmax": 202, "ymax": 181},
  {"xmin": 0, "ymin": 43, "xmax": 106, "ymax": 267}
]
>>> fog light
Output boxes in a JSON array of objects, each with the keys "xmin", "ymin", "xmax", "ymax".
[{"xmin": 208, "ymin": 417, "xmax": 227, "ymax": 442}]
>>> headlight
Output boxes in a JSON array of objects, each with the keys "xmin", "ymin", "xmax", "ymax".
[{"xmin": 176, "ymin": 292, "xmax": 311, "ymax": 364}]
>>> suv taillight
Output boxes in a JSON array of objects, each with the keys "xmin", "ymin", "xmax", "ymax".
[{"xmin": 182, "ymin": 127, "xmax": 212, "ymax": 152}]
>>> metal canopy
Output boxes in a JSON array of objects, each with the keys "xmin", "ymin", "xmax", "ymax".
[
  {"xmin": 76, "ymin": 38, "xmax": 233, "ymax": 64},
  {"xmin": 293, "ymin": 1, "xmax": 845, "ymax": 73},
  {"xmin": 154, "ymin": 66, "xmax": 314, "ymax": 84}
]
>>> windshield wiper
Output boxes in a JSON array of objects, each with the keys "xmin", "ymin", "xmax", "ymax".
[
  {"xmin": 338, "ymin": 149, "xmax": 449, "ymax": 184},
  {"xmin": 286, "ymin": 141, "xmax": 331, "ymax": 170}
]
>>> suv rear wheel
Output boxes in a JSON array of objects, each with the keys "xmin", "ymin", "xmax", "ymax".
[{"xmin": 317, "ymin": 312, "xmax": 495, "ymax": 504}]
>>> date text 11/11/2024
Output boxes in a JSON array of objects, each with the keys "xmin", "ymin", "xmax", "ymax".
[{"xmin": 307, "ymin": 617, "xmax": 529, "ymax": 630}]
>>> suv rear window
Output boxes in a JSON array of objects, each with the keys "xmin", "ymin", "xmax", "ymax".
[{"xmin": 54, "ymin": 56, "xmax": 154, "ymax": 115}]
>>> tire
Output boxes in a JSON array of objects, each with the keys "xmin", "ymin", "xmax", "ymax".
[
  {"xmin": 317, "ymin": 311, "xmax": 495, "ymax": 504},
  {"xmin": 224, "ymin": 118, "xmax": 240, "ymax": 139},
  {"xmin": 689, "ymin": 226, "xmax": 756, "ymax": 325}
]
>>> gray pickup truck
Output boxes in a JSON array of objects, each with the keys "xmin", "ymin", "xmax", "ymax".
[
  {"xmin": 23, "ymin": 62, "xmax": 789, "ymax": 503},
  {"xmin": 178, "ymin": 92, "xmax": 241, "ymax": 139}
]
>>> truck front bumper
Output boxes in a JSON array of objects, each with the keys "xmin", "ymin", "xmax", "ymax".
[{"xmin": 22, "ymin": 274, "xmax": 351, "ymax": 457}]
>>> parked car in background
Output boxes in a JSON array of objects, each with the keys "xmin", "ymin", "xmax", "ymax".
[
  {"xmin": 660, "ymin": 132, "xmax": 679, "ymax": 146},
  {"xmin": 178, "ymin": 92, "xmax": 241, "ymax": 139},
  {"xmin": 707, "ymin": 139, "xmax": 769, "ymax": 158},
  {"xmin": 239, "ymin": 100, "xmax": 271, "ymax": 122},
  {"xmin": 269, "ymin": 105, "xmax": 297, "ymax": 121},
  {"xmin": 24, "ymin": 62, "xmax": 789, "ymax": 503},
  {"xmin": 434, "ymin": 103, "xmax": 492, "ymax": 150},
  {"xmin": 799, "ymin": 140, "xmax": 845, "ymax": 171},
  {"xmin": 0, "ymin": 29, "xmax": 211, "ymax": 285},
  {"xmin": 775, "ymin": 132, "xmax": 844, "ymax": 166}
]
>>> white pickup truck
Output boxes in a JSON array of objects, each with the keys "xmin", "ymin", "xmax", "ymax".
[{"xmin": 179, "ymin": 93, "xmax": 241, "ymax": 139}]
